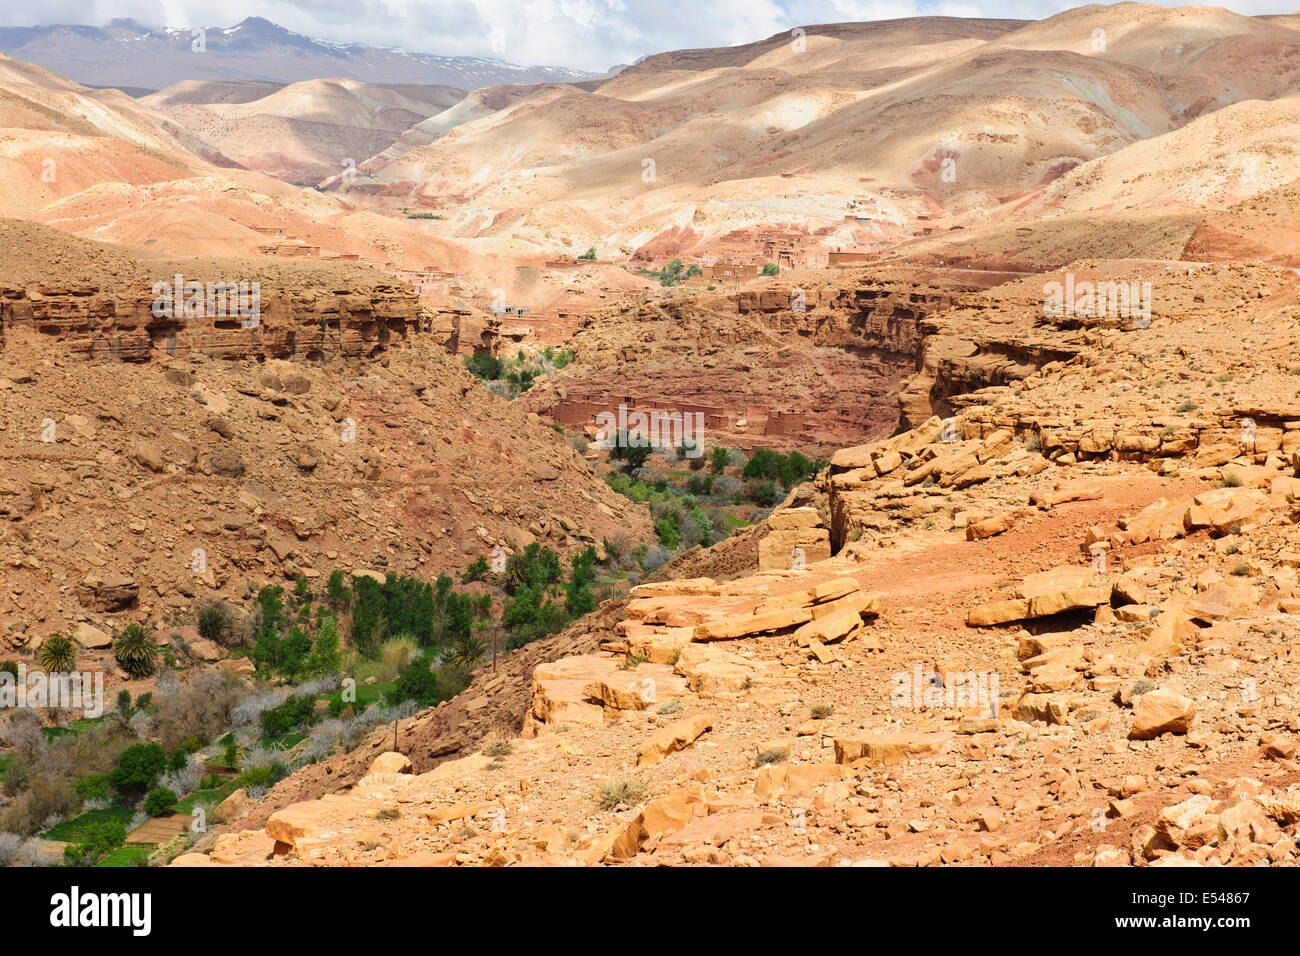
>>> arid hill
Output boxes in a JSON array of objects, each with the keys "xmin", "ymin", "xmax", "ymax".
[
  {"xmin": 143, "ymin": 79, "xmax": 466, "ymax": 184},
  {"xmin": 0, "ymin": 220, "xmax": 651, "ymax": 654},
  {"xmin": 286, "ymin": 4, "xmax": 1300, "ymax": 269}
]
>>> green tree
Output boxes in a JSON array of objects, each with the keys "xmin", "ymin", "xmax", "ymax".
[
  {"xmin": 565, "ymin": 546, "xmax": 598, "ymax": 617},
  {"xmin": 710, "ymin": 446, "xmax": 730, "ymax": 475},
  {"xmin": 251, "ymin": 628, "xmax": 282, "ymax": 676},
  {"xmin": 461, "ymin": 556, "xmax": 489, "ymax": 582},
  {"xmin": 143, "ymin": 786, "xmax": 178, "ymax": 817},
  {"xmin": 503, "ymin": 543, "xmax": 562, "ymax": 595},
  {"xmin": 565, "ymin": 579, "xmax": 596, "ymax": 617},
  {"xmin": 326, "ymin": 569, "xmax": 352, "ymax": 610},
  {"xmin": 279, "ymin": 626, "xmax": 313, "ymax": 680},
  {"xmin": 307, "ymin": 614, "xmax": 341, "ymax": 676},
  {"xmin": 259, "ymin": 694, "xmax": 317, "ymax": 736},
  {"xmin": 444, "ymin": 592, "xmax": 474, "ymax": 644},
  {"xmin": 610, "ymin": 428, "xmax": 653, "ymax": 468},
  {"xmin": 655, "ymin": 516, "xmax": 682, "ymax": 549},
  {"xmin": 73, "ymin": 773, "xmax": 110, "ymax": 802},
  {"xmin": 743, "ymin": 447, "xmax": 782, "ymax": 480},
  {"xmin": 464, "ymin": 352, "xmax": 503, "ymax": 380},
  {"xmin": 109, "ymin": 742, "xmax": 166, "ymax": 801},
  {"xmin": 350, "ymin": 575, "xmax": 386, "ymax": 653},
  {"xmin": 257, "ymin": 585, "xmax": 286, "ymax": 639}
]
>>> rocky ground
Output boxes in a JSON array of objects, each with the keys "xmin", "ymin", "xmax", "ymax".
[{"xmin": 173, "ymin": 257, "xmax": 1300, "ymax": 868}]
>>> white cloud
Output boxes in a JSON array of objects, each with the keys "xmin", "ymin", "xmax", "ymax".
[{"xmin": 2, "ymin": 1, "xmax": 1298, "ymax": 72}]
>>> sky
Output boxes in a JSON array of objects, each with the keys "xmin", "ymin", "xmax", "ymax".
[{"xmin": 2, "ymin": 1, "xmax": 1297, "ymax": 72}]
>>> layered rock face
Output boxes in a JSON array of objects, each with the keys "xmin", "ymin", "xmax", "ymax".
[
  {"xmin": 2, "ymin": 269, "xmax": 430, "ymax": 363},
  {"xmin": 518, "ymin": 267, "xmax": 999, "ymax": 456},
  {"xmin": 0, "ymin": 221, "xmax": 488, "ymax": 365}
]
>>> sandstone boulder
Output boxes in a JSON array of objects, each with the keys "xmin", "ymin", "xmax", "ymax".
[
  {"xmin": 72, "ymin": 622, "xmax": 112, "ymax": 649},
  {"xmin": 636, "ymin": 715, "xmax": 713, "ymax": 766},
  {"xmin": 1129, "ymin": 688, "xmax": 1195, "ymax": 739},
  {"xmin": 371, "ymin": 752, "xmax": 413, "ymax": 775}
]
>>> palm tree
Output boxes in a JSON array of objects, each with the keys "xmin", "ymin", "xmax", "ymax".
[
  {"xmin": 113, "ymin": 622, "xmax": 157, "ymax": 678},
  {"xmin": 196, "ymin": 604, "xmax": 229, "ymax": 644},
  {"xmin": 38, "ymin": 635, "xmax": 76, "ymax": 673},
  {"xmin": 441, "ymin": 632, "xmax": 486, "ymax": 671}
]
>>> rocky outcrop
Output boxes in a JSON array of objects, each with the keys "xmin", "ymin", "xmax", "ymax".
[
  {"xmin": 1, "ymin": 275, "xmax": 431, "ymax": 363},
  {"xmin": 518, "ymin": 267, "xmax": 998, "ymax": 455}
]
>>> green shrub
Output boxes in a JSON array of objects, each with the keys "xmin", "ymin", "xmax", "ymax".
[
  {"xmin": 462, "ymin": 556, "xmax": 489, "ymax": 582},
  {"xmin": 197, "ymin": 604, "xmax": 229, "ymax": 643},
  {"xmin": 143, "ymin": 786, "xmax": 178, "ymax": 817},
  {"xmin": 258, "ymin": 694, "xmax": 318, "ymax": 736},
  {"xmin": 686, "ymin": 472, "xmax": 714, "ymax": 495},
  {"xmin": 464, "ymin": 352, "xmax": 504, "ymax": 380},
  {"xmin": 753, "ymin": 479, "xmax": 781, "ymax": 507},
  {"xmin": 63, "ymin": 821, "xmax": 126, "ymax": 865},
  {"xmin": 234, "ymin": 761, "xmax": 288, "ymax": 791},
  {"xmin": 386, "ymin": 657, "xmax": 440, "ymax": 708},
  {"xmin": 73, "ymin": 773, "xmax": 111, "ymax": 802},
  {"xmin": 597, "ymin": 778, "xmax": 649, "ymax": 810},
  {"xmin": 113, "ymin": 622, "xmax": 157, "ymax": 678},
  {"xmin": 38, "ymin": 635, "xmax": 76, "ymax": 673},
  {"xmin": 742, "ymin": 447, "xmax": 822, "ymax": 489},
  {"xmin": 640, "ymin": 257, "xmax": 697, "ymax": 286}
]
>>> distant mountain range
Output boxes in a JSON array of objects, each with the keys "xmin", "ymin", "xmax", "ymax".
[{"xmin": 0, "ymin": 17, "xmax": 594, "ymax": 94}]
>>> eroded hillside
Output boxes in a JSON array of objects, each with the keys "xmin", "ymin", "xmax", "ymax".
[
  {"xmin": 181, "ymin": 258, "xmax": 1300, "ymax": 868},
  {"xmin": 0, "ymin": 222, "xmax": 651, "ymax": 655}
]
